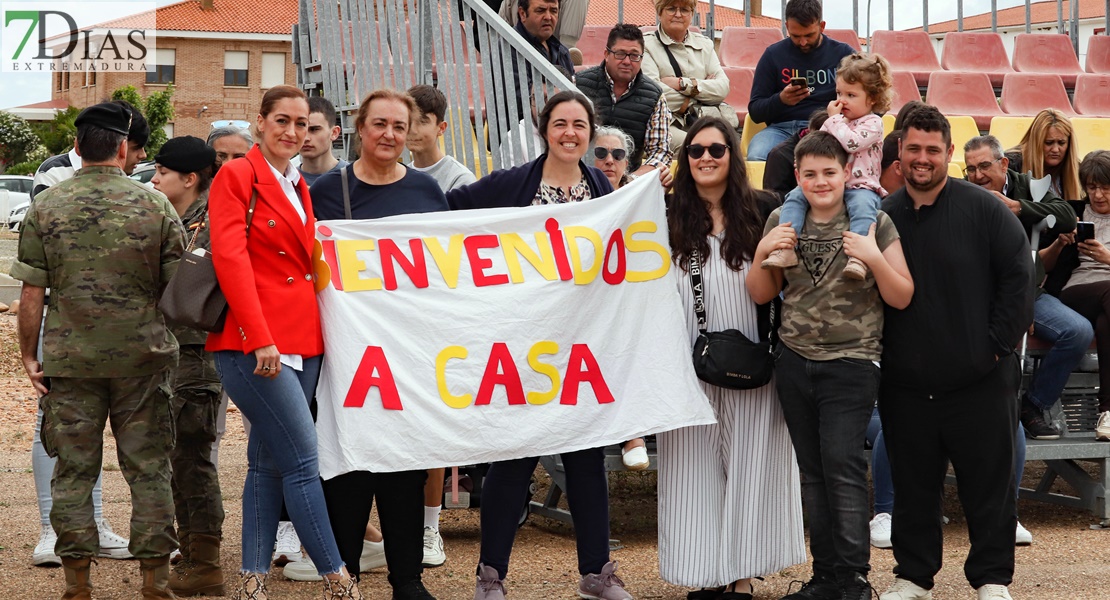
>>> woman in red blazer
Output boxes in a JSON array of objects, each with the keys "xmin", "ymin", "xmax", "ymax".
[{"xmin": 207, "ymin": 85, "xmax": 359, "ymax": 599}]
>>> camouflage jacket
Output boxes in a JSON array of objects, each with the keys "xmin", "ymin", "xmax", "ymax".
[
  {"xmin": 169, "ymin": 193, "xmax": 211, "ymax": 347},
  {"xmin": 10, "ymin": 165, "xmax": 184, "ymax": 377}
]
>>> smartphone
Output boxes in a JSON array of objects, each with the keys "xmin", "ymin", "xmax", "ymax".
[
  {"xmin": 789, "ymin": 76, "xmax": 808, "ymax": 88},
  {"xmin": 1077, "ymin": 221, "xmax": 1095, "ymax": 244}
]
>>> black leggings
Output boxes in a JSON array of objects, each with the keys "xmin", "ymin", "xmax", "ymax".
[{"xmin": 1059, "ymin": 280, "xmax": 1110, "ymax": 412}]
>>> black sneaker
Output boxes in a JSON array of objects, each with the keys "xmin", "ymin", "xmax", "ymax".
[
  {"xmin": 392, "ymin": 579, "xmax": 436, "ymax": 600},
  {"xmin": 839, "ymin": 572, "xmax": 874, "ymax": 600},
  {"xmin": 1020, "ymin": 397, "xmax": 1061, "ymax": 440},
  {"xmin": 781, "ymin": 575, "xmax": 840, "ymax": 600}
]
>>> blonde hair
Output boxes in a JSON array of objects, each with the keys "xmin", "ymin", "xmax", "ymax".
[
  {"xmin": 836, "ymin": 52, "xmax": 894, "ymax": 115},
  {"xmin": 655, "ymin": 0, "xmax": 696, "ymax": 15},
  {"xmin": 1016, "ymin": 109, "xmax": 1081, "ymax": 200}
]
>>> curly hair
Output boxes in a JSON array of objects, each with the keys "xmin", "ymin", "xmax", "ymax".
[
  {"xmin": 837, "ymin": 52, "xmax": 894, "ymax": 114},
  {"xmin": 668, "ymin": 117, "xmax": 765, "ymax": 272}
]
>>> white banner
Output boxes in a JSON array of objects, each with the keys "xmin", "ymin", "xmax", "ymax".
[{"xmin": 313, "ymin": 175, "xmax": 715, "ymax": 476}]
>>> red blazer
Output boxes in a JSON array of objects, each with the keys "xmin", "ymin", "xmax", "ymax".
[{"xmin": 205, "ymin": 146, "xmax": 324, "ymax": 356}]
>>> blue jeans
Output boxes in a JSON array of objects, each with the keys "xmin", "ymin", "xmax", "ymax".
[
  {"xmin": 775, "ymin": 345, "xmax": 876, "ymax": 579},
  {"xmin": 1028, "ymin": 293, "xmax": 1093, "ymax": 411},
  {"xmin": 214, "ymin": 351, "xmax": 343, "ymax": 575},
  {"xmin": 781, "ymin": 187, "xmax": 881, "ymax": 237},
  {"xmin": 747, "ymin": 119, "xmax": 809, "ymax": 161},
  {"xmin": 865, "ymin": 408, "xmax": 893, "ymax": 515}
]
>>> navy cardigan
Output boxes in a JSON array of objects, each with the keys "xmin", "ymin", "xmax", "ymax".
[{"xmin": 447, "ymin": 154, "xmax": 615, "ymax": 210}]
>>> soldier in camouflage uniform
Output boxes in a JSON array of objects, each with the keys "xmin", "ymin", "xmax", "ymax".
[
  {"xmin": 10, "ymin": 102, "xmax": 184, "ymax": 600},
  {"xmin": 151, "ymin": 136, "xmax": 227, "ymax": 597}
]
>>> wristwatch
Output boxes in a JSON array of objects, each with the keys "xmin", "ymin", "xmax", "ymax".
[
  {"xmin": 689, "ymin": 78, "xmax": 700, "ymax": 96},
  {"xmin": 678, "ymin": 77, "xmax": 689, "ymax": 92}
]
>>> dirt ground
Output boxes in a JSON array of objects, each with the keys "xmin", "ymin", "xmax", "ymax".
[{"xmin": 0, "ymin": 311, "xmax": 1108, "ymax": 600}]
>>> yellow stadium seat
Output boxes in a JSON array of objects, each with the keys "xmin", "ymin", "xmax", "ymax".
[
  {"xmin": 989, "ymin": 116, "xmax": 1033, "ymax": 151},
  {"xmin": 882, "ymin": 113, "xmax": 896, "ymax": 137},
  {"xmin": 740, "ymin": 113, "xmax": 767, "ymax": 160},
  {"xmin": 1072, "ymin": 117, "xmax": 1110, "ymax": 161},
  {"xmin": 746, "ymin": 160, "xmax": 766, "ymax": 189},
  {"xmin": 946, "ymin": 116, "xmax": 980, "ymax": 155},
  {"xmin": 947, "ymin": 162, "xmax": 966, "ymax": 179}
]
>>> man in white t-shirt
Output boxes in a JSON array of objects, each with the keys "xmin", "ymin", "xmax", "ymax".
[{"xmin": 406, "ymin": 84, "xmax": 477, "ymax": 194}]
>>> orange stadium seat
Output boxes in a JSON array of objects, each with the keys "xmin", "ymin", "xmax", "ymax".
[
  {"xmin": 723, "ymin": 67, "xmax": 755, "ymax": 123},
  {"xmin": 940, "ymin": 32, "xmax": 1014, "ymax": 87},
  {"xmin": 1086, "ymin": 35, "xmax": 1110, "ymax": 74},
  {"xmin": 870, "ymin": 30, "xmax": 940, "ymax": 87},
  {"xmin": 1073, "ymin": 74, "xmax": 1110, "ymax": 117},
  {"xmin": 1000, "ymin": 73, "xmax": 1076, "ymax": 117},
  {"xmin": 1012, "ymin": 33, "xmax": 1083, "ymax": 88},
  {"xmin": 925, "ymin": 71, "xmax": 1002, "ymax": 131},
  {"xmin": 824, "ymin": 29, "xmax": 862, "ymax": 51},
  {"xmin": 575, "ymin": 25, "xmax": 611, "ymax": 67},
  {"xmin": 888, "ymin": 70, "xmax": 921, "ymax": 116},
  {"xmin": 719, "ymin": 27, "xmax": 783, "ymax": 68}
]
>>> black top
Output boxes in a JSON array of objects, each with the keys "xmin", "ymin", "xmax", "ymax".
[
  {"xmin": 310, "ymin": 164, "xmax": 448, "ymax": 220},
  {"xmin": 880, "ymin": 177, "xmax": 1034, "ymax": 393},
  {"xmin": 748, "ymin": 35, "xmax": 854, "ymax": 125},
  {"xmin": 763, "ymin": 130, "xmax": 805, "ymax": 198}
]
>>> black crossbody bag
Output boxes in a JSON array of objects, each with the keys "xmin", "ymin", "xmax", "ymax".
[{"xmin": 689, "ymin": 247, "xmax": 778, "ymax": 390}]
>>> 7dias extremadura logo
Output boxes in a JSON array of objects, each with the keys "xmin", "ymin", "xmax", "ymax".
[{"xmin": 2, "ymin": 2, "xmax": 156, "ymax": 72}]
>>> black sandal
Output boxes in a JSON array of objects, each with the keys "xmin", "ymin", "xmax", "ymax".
[{"xmin": 687, "ymin": 588, "xmax": 725, "ymax": 600}]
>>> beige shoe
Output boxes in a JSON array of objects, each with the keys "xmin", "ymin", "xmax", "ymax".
[
  {"xmin": 60, "ymin": 556, "xmax": 93, "ymax": 600},
  {"xmin": 1096, "ymin": 410, "xmax": 1110, "ymax": 441},
  {"xmin": 323, "ymin": 572, "xmax": 362, "ymax": 599},
  {"xmin": 843, "ymin": 257, "xmax": 869, "ymax": 280},
  {"xmin": 976, "ymin": 584, "xmax": 1013, "ymax": 599},
  {"xmin": 139, "ymin": 556, "xmax": 178, "ymax": 599},
  {"xmin": 569, "ymin": 47, "xmax": 583, "ymax": 66},
  {"xmin": 761, "ymin": 247, "xmax": 798, "ymax": 269},
  {"xmin": 169, "ymin": 534, "xmax": 225, "ymax": 596}
]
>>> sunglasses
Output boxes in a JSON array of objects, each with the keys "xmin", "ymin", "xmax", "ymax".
[
  {"xmin": 594, "ymin": 146, "xmax": 627, "ymax": 161},
  {"xmin": 686, "ymin": 143, "xmax": 730, "ymax": 159}
]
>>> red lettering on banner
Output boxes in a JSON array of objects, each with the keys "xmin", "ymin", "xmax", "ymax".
[
  {"xmin": 321, "ymin": 239, "xmax": 343, "ymax": 291},
  {"xmin": 380, "ymin": 238, "xmax": 430, "ymax": 290},
  {"xmin": 464, "ymin": 234, "xmax": 510, "ymax": 287},
  {"xmin": 560, "ymin": 344, "xmax": 615, "ymax": 405},
  {"xmin": 474, "ymin": 342, "xmax": 527, "ymax": 405},
  {"xmin": 602, "ymin": 228, "xmax": 627, "ymax": 285},
  {"xmin": 345, "ymin": 347, "xmax": 402, "ymax": 410},
  {"xmin": 545, "ymin": 218, "xmax": 575, "ymax": 281}
]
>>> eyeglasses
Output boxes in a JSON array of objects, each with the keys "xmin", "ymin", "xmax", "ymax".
[
  {"xmin": 1087, "ymin": 183, "xmax": 1110, "ymax": 196},
  {"xmin": 606, "ymin": 49, "xmax": 643, "ymax": 62},
  {"xmin": 963, "ymin": 158, "xmax": 1001, "ymax": 176},
  {"xmin": 686, "ymin": 143, "xmax": 730, "ymax": 159},
  {"xmin": 663, "ymin": 5, "xmax": 693, "ymax": 16},
  {"xmin": 594, "ymin": 146, "xmax": 628, "ymax": 161}
]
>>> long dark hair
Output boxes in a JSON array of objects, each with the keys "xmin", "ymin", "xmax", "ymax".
[{"xmin": 669, "ymin": 117, "xmax": 764, "ymax": 271}]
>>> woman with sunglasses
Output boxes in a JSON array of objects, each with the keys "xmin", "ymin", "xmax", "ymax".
[
  {"xmin": 658, "ymin": 116, "xmax": 805, "ymax": 600},
  {"xmin": 592, "ymin": 126, "xmax": 634, "ymax": 190}
]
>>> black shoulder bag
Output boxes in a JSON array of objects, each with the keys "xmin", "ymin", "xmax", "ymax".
[{"xmin": 689, "ymin": 247, "xmax": 777, "ymax": 390}]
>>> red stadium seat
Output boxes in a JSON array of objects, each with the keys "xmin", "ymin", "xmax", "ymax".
[
  {"xmin": 888, "ymin": 70, "xmax": 921, "ymax": 116},
  {"xmin": 575, "ymin": 25, "xmax": 611, "ymax": 67},
  {"xmin": 1012, "ymin": 33, "xmax": 1083, "ymax": 88},
  {"xmin": 1087, "ymin": 34, "xmax": 1110, "ymax": 73},
  {"xmin": 824, "ymin": 29, "xmax": 862, "ymax": 51},
  {"xmin": 1000, "ymin": 73, "xmax": 1076, "ymax": 117},
  {"xmin": 925, "ymin": 71, "xmax": 1003, "ymax": 131},
  {"xmin": 940, "ymin": 32, "xmax": 1014, "ymax": 87},
  {"xmin": 719, "ymin": 26, "xmax": 783, "ymax": 68},
  {"xmin": 870, "ymin": 30, "xmax": 940, "ymax": 87},
  {"xmin": 1073, "ymin": 74, "xmax": 1110, "ymax": 117},
  {"xmin": 722, "ymin": 67, "xmax": 755, "ymax": 123}
]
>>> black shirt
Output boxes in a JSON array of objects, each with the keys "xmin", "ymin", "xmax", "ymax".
[{"xmin": 310, "ymin": 164, "xmax": 448, "ymax": 220}]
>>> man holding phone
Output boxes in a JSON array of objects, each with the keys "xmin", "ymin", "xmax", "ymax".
[
  {"xmin": 746, "ymin": 0, "xmax": 853, "ymax": 161},
  {"xmin": 962, "ymin": 135, "xmax": 1090, "ymax": 442}
]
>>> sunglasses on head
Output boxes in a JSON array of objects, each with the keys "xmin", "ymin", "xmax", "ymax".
[
  {"xmin": 686, "ymin": 142, "xmax": 730, "ymax": 159},
  {"xmin": 594, "ymin": 146, "xmax": 627, "ymax": 161}
]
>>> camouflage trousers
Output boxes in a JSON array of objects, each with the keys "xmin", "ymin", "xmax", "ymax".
[
  {"xmin": 39, "ymin": 371, "xmax": 178, "ymax": 559},
  {"xmin": 170, "ymin": 345, "xmax": 225, "ymax": 538}
]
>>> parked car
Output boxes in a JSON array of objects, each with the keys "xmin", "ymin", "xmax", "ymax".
[
  {"xmin": 129, "ymin": 161, "xmax": 156, "ymax": 184},
  {"xmin": 0, "ymin": 175, "xmax": 33, "ymax": 231}
]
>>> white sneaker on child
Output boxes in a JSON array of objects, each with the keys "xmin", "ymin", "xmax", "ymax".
[
  {"xmin": 1015, "ymin": 521, "xmax": 1033, "ymax": 546},
  {"xmin": 869, "ymin": 512, "xmax": 892, "ymax": 549},
  {"xmin": 33, "ymin": 525, "xmax": 61, "ymax": 567},
  {"xmin": 273, "ymin": 521, "xmax": 303, "ymax": 565},
  {"xmin": 97, "ymin": 518, "xmax": 132, "ymax": 559},
  {"xmin": 423, "ymin": 526, "xmax": 446, "ymax": 567}
]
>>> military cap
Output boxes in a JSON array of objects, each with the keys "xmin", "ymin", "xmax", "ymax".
[
  {"xmin": 75, "ymin": 102, "xmax": 133, "ymax": 136},
  {"xmin": 155, "ymin": 136, "xmax": 216, "ymax": 173}
]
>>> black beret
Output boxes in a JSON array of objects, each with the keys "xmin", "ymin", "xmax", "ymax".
[
  {"xmin": 75, "ymin": 102, "xmax": 132, "ymax": 136},
  {"xmin": 155, "ymin": 136, "xmax": 217, "ymax": 173}
]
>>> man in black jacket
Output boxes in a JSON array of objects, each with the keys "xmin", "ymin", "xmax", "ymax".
[{"xmin": 877, "ymin": 107, "xmax": 1033, "ymax": 600}]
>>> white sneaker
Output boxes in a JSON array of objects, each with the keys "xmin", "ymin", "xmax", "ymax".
[
  {"xmin": 32, "ymin": 525, "xmax": 61, "ymax": 567},
  {"xmin": 1015, "ymin": 521, "xmax": 1033, "ymax": 546},
  {"xmin": 422, "ymin": 526, "xmax": 446, "ymax": 567},
  {"xmin": 869, "ymin": 512, "xmax": 892, "ymax": 549},
  {"xmin": 97, "ymin": 518, "xmax": 132, "ymax": 559},
  {"xmin": 621, "ymin": 445, "xmax": 650, "ymax": 471},
  {"xmin": 977, "ymin": 584, "xmax": 1013, "ymax": 600},
  {"xmin": 879, "ymin": 577, "xmax": 932, "ymax": 600},
  {"xmin": 282, "ymin": 538, "xmax": 387, "ymax": 581},
  {"xmin": 273, "ymin": 521, "xmax": 303, "ymax": 565},
  {"xmin": 1096, "ymin": 410, "xmax": 1110, "ymax": 441}
]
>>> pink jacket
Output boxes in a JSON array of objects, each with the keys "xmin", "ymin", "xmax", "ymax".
[{"xmin": 822, "ymin": 113, "xmax": 886, "ymax": 197}]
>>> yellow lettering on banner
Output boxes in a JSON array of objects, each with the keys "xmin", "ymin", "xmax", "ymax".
[
  {"xmin": 526, "ymin": 341, "xmax": 561, "ymax": 405},
  {"xmin": 436, "ymin": 345, "xmax": 472, "ymax": 408},
  {"xmin": 500, "ymin": 233, "xmax": 559, "ymax": 283},
  {"xmin": 564, "ymin": 226, "xmax": 603, "ymax": 285},
  {"xmin": 336, "ymin": 239, "xmax": 383, "ymax": 291},
  {"xmin": 624, "ymin": 221, "xmax": 670, "ymax": 282},
  {"xmin": 425, "ymin": 234, "xmax": 466, "ymax": 288}
]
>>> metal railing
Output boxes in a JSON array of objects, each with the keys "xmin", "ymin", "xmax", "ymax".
[{"xmin": 295, "ymin": 0, "xmax": 575, "ymax": 176}]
